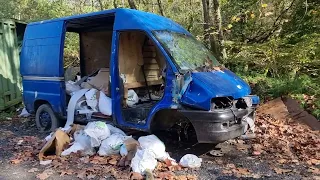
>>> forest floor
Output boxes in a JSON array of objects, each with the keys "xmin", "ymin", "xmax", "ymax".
[{"xmin": 0, "ymin": 99, "xmax": 319, "ymax": 180}]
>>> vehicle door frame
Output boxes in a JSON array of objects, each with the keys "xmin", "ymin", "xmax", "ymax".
[{"xmin": 110, "ymin": 29, "xmax": 179, "ymax": 131}]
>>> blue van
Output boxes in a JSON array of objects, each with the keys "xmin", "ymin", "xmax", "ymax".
[{"xmin": 20, "ymin": 8, "xmax": 259, "ymax": 143}]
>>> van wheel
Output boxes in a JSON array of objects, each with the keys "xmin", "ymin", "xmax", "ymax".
[{"xmin": 35, "ymin": 104, "xmax": 59, "ymax": 132}]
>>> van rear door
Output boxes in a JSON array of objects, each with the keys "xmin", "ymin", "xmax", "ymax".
[{"xmin": 20, "ymin": 21, "xmax": 66, "ymax": 115}]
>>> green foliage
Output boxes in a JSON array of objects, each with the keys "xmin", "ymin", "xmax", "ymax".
[{"xmin": 0, "ymin": 0, "xmax": 318, "ymax": 118}]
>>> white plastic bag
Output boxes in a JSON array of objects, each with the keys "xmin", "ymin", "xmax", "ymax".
[
  {"xmin": 85, "ymin": 89, "xmax": 99, "ymax": 112},
  {"xmin": 18, "ymin": 107, "xmax": 30, "ymax": 118},
  {"xmin": 65, "ymin": 81, "xmax": 81, "ymax": 95},
  {"xmin": 138, "ymin": 135, "xmax": 167, "ymax": 160},
  {"xmin": 84, "ymin": 121, "xmax": 111, "ymax": 147},
  {"xmin": 179, "ymin": 154, "xmax": 202, "ymax": 168},
  {"xmin": 61, "ymin": 130, "xmax": 95, "ymax": 156},
  {"xmin": 120, "ymin": 144, "xmax": 128, "ymax": 156},
  {"xmin": 126, "ymin": 90, "xmax": 139, "ymax": 107},
  {"xmin": 131, "ymin": 149, "xmax": 157, "ymax": 175},
  {"xmin": 106, "ymin": 124, "xmax": 126, "ymax": 136},
  {"xmin": 98, "ymin": 133, "xmax": 130, "ymax": 156},
  {"xmin": 98, "ymin": 91, "xmax": 112, "ymax": 116}
]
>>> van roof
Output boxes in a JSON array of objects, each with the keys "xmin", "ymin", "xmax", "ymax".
[{"xmin": 28, "ymin": 8, "xmax": 189, "ymax": 34}]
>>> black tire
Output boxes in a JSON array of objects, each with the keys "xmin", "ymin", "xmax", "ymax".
[{"xmin": 35, "ymin": 104, "xmax": 60, "ymax": 132}]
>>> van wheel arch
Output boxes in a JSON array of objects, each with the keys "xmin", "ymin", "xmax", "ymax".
[{"xmin": 150, "ymin": 109, "xmax": 198, "ymax": 142}]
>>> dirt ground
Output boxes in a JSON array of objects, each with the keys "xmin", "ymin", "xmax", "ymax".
[{"xmin": 0, "ymin": 102, "xmax": 319, "ymax": 180}]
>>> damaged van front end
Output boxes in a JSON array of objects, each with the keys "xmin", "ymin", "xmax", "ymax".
[
  {"xmin": 176, "ymin": 70, "xmax": 259, "ymax": 143},
  {"xmin": 155, "ymin": 30, "xmax": 259, "ymax": 144}
]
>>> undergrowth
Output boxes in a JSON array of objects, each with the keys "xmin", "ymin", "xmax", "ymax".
[{"xmin": 239, "ymin": 73, "xmax": 320, "ymax": 119}]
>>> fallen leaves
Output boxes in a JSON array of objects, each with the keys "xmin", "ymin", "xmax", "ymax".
[
  {"xmin": 10, "ymin": 159, "xmax": 22, "ymax": 164},
  {"xmin": 28, "ymin": 168, "xmax": 39, "ymax": 173},
  {"xmin": 36, "ymin": 169, "xmax": 54, "ymax": 180},
  {"xmin": 253, "ymin": 104, "xmax": 320, "ymax": 164},
  {"xmin": 273, "ymin": 167, "xmax": 292, "ymax": 174}
]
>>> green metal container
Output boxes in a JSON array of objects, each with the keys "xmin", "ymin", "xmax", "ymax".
[{"xmin": 0, "ymin": 19, "xmax": 26, "ymax": 111}]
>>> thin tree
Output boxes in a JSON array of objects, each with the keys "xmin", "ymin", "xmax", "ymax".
[
  {"xmin": 202, "ymin": 0, "xmax": 219, "ymax": 59},
  {"xmin": 157, "ymin": 0, "xmax": 165, "ymax": 16},
  {"xmin": 113, "ymin": 0, "xmax": 118, "ymax": 8},
  {"xmin": 212, "ymin": 0, "xmax": 227, "ymax": 60},
  {"xmin": 128, "ymin": 0, "xmax": 137, "ymax": 9}
]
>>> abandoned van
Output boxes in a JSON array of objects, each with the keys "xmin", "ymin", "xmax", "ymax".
[{"xmin": 20, "ymin": 8, "xmax": 259, "ymax": 143}]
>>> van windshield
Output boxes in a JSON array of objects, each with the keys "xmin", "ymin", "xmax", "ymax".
[{"xmin": 154, "ymin": 31, "xmax": 220, "ymax": 72}]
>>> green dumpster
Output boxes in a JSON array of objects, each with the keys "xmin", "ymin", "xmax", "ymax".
[{"xmin": 0, "ymin": 19, "xmax": 26, "ymax": 111}]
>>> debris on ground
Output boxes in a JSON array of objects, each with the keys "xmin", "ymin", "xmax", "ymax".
[
  {"xmin": 18, "ymin": 107, "xmax": 31, "ymax": 118},
  {"xmin": 179, "ymin": 154, "xmax": 202, "ymax": 168}
]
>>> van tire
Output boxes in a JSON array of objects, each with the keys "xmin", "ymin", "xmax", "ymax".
[{"xmin": 35, "ymin": 104, "xmax": 60, "ymax": 132}]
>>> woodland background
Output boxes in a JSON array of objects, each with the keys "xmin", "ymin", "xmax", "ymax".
[{"xmin": 1, "ymin": 0, "xmax": 319, "ymax": 118}]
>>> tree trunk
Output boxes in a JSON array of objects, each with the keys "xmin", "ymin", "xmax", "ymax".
[
  {"xmin": 212, "ymin": 0, "xmax": 227, "ymax": 60},
  {"xmin": 202, "ymin": 0, "xmax": 219, "ymax": 59},
  {"xmin": 97, "ymin": 0, "xmax": 104, "ymax": 10},
  {"xmin": 202, "ymin": 0, "xmax": 210, "ymax": 45},
  {"xmin": 113, "ymin": 0, "xmax": 118, "ymax": 8},
  {"xmin": 157, "ymin": 0, "xmax": 165, "ymax": 16},
  {"xmin": 128, "ymin": 0, "xmax": 137, "ymax": 9}
]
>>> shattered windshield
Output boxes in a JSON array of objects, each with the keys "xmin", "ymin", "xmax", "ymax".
[{"xmin": 154, "ymin": 31, "xmax": 220, "ymax": 72}]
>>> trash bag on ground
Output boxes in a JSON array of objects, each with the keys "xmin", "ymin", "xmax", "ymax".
[
  {"xmin": 98, "ymin": 91, "xmax": 112, "ymax": 116},
  {"xmin": 84, "ymin": 121, "xmax": 111, "ymax": 147},
  {"xmin": 179, "ymin": 154, "xmax": 202, "ymax": 168},
  {"xmin": 106, "ymin": 124, "xmax": 126, "ymax": 136},
  {"xmin": 98, "ymin": 133, "xmax": 131, "ymax": 156},
  {"xmin": 61, "ymin": 130, "xmax": 95, "ymax": 156},
  {"xmin": 85, "ymin": 88, "xmax": 99, "ymax": 112},
  {"xmin": 126, "ymin": 89, "xmax": 139, "ymax": 107},
  {"xmin": 18, "ymin": 107, "xmax": 30, "ymax": 118},
  {"xmin": 138, "ymin": 134, "xmax": 168, "ymax": 160},
  {"xmin": 131, "ymin": 149, "xmax": 157, "ymax": 175}
]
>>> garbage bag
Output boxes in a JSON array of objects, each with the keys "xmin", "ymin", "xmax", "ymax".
[
  {"xmin": 85, "ymin": 89, "xmax": 99, "ymax": 112},
  {"xmin": 18, "ymin": 107, "xmax": 30, "ymax": 118},
  {"xmin": 179, "ymin": 154, "xmax": 202, "ymax": 168},
  {"xmin": 98, "ymin": 91, "xmax": 112, "ymax": 116},
  {"xmin": 106, "ymin": 124, "xmax": 126, "ymax": 136},
  {"xmin": 127, "ymin": 90, "xmax": 139, "ymax": 107},
  {"xmin": 84, "ymin": 121, "xmax": 111, "ymax": 147},
  {"xmin": 138, "ymin": 135, "xmax": 167, "ymax": 160},
  {"xmin": 98, "ymin": 133, "xmax": 130, "ymax": 156},
  {"xmin": 65, "ymin": 81, "xmax": 81, "ymax": 95},
  {"xmin": 61, "ymin": 130, "xmax": 95, "ymax": 156},
  {"xmin": 131, "ymin": 149, "xmax": 157, "ymax": 175},
  {"xmin": 120, "ymin": 144, "xmax": 128, "ymax": 156}
]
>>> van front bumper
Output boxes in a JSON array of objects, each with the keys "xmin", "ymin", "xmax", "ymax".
[{"xmin": 179, "ymin": 108, "xmax": 255, "ymax": 143}]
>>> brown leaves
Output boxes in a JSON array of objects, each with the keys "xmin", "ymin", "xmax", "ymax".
[
  {"xmin": 273, "ymin": 167, "xmax": 292, "ymax": 174},
  {"xmin": 253, "ymin": 104, "xmax": 320, "ymax": 163},
  {"xmin": 36, "ymin": 169, "xmax": 54, "ymax": 180},
  {"xmin": 28, "ymin": 168, "xmax": 39, "ymax": 173},
  {"xmin": 10, "ymin": 158, "xmax": 22, "ymax": 164}
]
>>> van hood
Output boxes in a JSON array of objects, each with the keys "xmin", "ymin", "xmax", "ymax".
[{"xmin": 180, "ymin": 69, "xmax": 251, "ymax": 110}]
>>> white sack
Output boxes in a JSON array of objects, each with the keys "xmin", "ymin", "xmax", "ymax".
[
  {"xmin": 98, "ymin": 133, "xmax": 130, "ymax": 156},
  {"xmin": 84, "ymin": 121, "xmax": 111, "ymax": 147},
  {"xmin": 98, "ymin": 91, "xmax": 112, "ymax": 116},
  {"xmin": 138, "ymin": 135, "xmax": 167, "ymax": 160},
  {"xmin": 61, "ymin": 130, "xmax": 95, "ymax": 156},
  {"xmin": 126, "ymin": 90, "xmax": 139, "ymax": 107},
  {"xmin": 131, "ymin": 149, "xmax": 157, "ymax": 175},
  {"xmin": 85, "ymin": 89, "xmax": 98, "ymax": 112},
  {"xmin": 106, "ymin": 124, "xmax": 126, "ymax": 136},
  {"xmin": 179, "ymin": 154, "xmax": 202, "ymax": 168},
  {"xmin": 120, "ymin": 144, "xmax": 128, "ymax": 156},
  {"xmin": 18, "ymin": 107, "xmax": 30, "ymax": 118}
]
